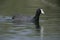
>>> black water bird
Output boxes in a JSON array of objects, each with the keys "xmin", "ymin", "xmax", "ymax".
[{"xmin": 12, "ymin": 8, "xmax": 45, "ymax": 29}]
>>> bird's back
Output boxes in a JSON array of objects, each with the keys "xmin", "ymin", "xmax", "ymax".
[{"xmin": 12, "ymin": 15, "xmax": 34, "ymax": 24}]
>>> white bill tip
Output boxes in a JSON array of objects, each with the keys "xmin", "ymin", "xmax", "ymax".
[{"xmin": 41, "ymin": 9, "xmax": 45, "ymax": 14}]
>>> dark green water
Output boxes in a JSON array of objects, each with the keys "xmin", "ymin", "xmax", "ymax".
[{"xmin": 0, "ymin": 0, "xmax": 60, "ymax": 40}]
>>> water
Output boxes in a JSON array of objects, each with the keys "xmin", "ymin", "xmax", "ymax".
[
  {"xmin": 0, "ymin": 15, "xmax": 60, "ymax": 40},
  {"xmin": 0, "ymin": 16, "xmax": 40, "ymax": 40},
  {"xmin": 0, "ymin": 0, "xmax": 60, "ymax": 40}
]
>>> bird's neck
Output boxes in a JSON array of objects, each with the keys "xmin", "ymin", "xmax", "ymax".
[{"xmin": 34, "ymin": 12, "xmax": 40, "ymax": 21}]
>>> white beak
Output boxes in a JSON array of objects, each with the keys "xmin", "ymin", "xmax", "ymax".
[{"xmin": 41, "ymin": 9, "xmax": 45, "ymax": 14}]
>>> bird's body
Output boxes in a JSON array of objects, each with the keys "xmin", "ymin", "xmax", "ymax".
[
  {"xmin": 12, "ymin": 8, "xmax": 45, "ymax": 29},
  {"xmin": 12, "ymin": 15, "xmax": 34, "ymax": 23}
]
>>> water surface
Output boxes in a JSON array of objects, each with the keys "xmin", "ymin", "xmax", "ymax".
[{"xmin": 0, "ymin": 0, "xmax": 60, "ymax": 40}]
